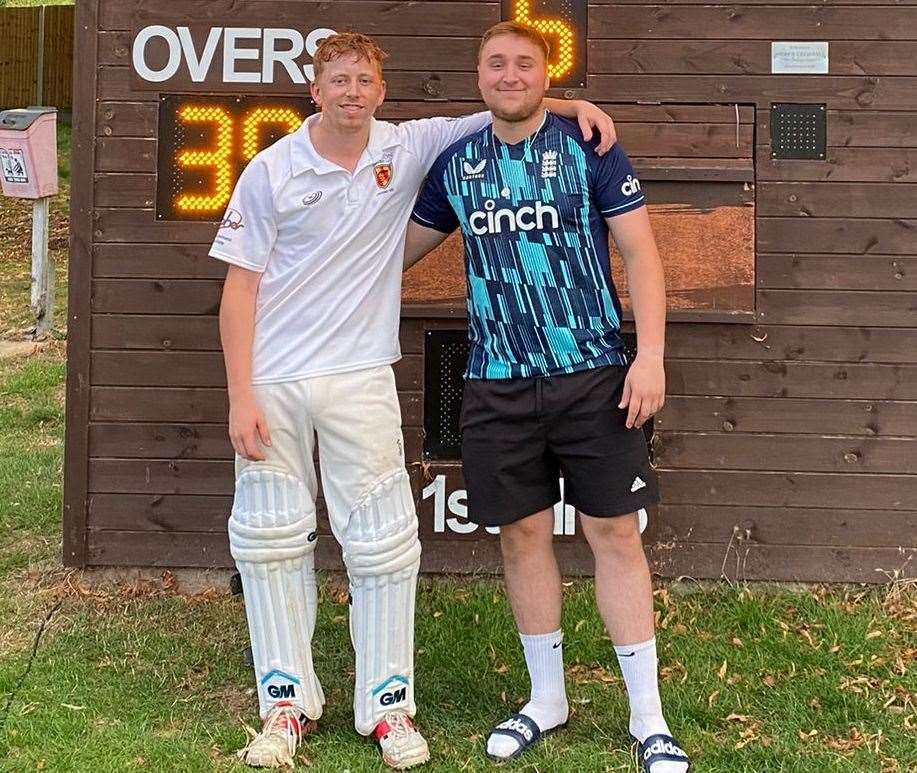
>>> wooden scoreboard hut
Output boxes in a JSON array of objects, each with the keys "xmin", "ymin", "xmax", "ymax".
[{"xmin": 64, "ymin": 0, "xmax": 916, "ymax": 583}]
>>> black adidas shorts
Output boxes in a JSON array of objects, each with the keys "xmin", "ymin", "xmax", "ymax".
[{"xmin": 460, "ymin": 365, "xmax": 658, "ymax": 527}]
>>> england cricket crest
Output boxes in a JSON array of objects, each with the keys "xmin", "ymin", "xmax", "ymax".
[{"xmin": 373, "ymin": 162, "xmax": 393, "ymax": 189}]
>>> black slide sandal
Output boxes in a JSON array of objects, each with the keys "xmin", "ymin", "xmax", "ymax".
[{"xmin": 486, "ymin": 712, "xmax": 558, "ymax": 762}]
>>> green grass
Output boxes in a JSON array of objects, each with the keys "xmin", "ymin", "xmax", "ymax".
[
  {"xmin": 0, "ymin": 349, "xmax": 65, "ymax": 573},
  {"xmin": 56, "ymin": 123, "xmax": 71, "ymax": 181},
  {"xmin": 0, "ymin": 566, "xmax": 913, "ymax": 772}
]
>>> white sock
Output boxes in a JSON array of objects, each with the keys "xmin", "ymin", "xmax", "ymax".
[
  {"xmin": 486, "ymin": 630, "xmax": 568, "ymax": 759},
  {"xmin": 614, "ymin": 637, "xmax": 687, "ymax": 773}
]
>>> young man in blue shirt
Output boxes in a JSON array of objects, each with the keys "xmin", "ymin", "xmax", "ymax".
[{"xmin": 405, "ymin": 22, "xmax": 690, "ymax": 773}]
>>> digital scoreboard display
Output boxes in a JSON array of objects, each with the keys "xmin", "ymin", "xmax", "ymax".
[
  {"xmin": 156, "ymin": 94, "xmax": 314, "ymax": 221},
  {"xmin": 151, "ymin": 2, "xmax": 587, "ymax": 221},
  {"xmin": 502, "ymin": 0, "xmax": 587, "ymax": 88}
]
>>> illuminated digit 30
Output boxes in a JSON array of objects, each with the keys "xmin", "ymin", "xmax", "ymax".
[
  {"xmin": 511, "ymin": 0, "xmax": 575, "ymax": 81},
  {"xmin": 157, "ymin": 96, "xmax": 314, "ymax": 220},
  {"xmin": 242, "ymin": 107, "xmax": 304, "ymax": 160},
  {"xmin": 175, "ymin": 104, "xmax": 234, "ymax": 213}
]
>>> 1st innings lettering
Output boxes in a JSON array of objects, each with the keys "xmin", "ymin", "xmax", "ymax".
[{"xmin": 421, "ymin": 474, "xmax": 578, "ymax": 537}]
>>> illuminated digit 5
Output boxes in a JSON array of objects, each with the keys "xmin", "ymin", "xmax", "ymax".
[
  {"xmin": 512, "ymin": 0, "xmax": 575, "ymax": 81},
  {"xmin": 242, "ymin": 107, "xmax": 304, "ymax": 160},
  {"xmin": 175, "ymin": 104, "xmax": 234, "ymax": 213}
]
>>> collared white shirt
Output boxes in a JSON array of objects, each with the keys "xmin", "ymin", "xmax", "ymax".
[{"xmin": 210, "ymin": 111, "xmax": 490, "ymax": 384}]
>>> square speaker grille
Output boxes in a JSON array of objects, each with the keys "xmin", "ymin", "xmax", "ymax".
[
  {"xmin": 422, "ymin": 329, "xmax": 652, "ymax": 461},
  {"xmin": 770, "ymin": 103, "xmax": 826, "ymax": 160},
  {"xmin": 424, "ymin": 330, "xmax": 469, "ymax": 459}
]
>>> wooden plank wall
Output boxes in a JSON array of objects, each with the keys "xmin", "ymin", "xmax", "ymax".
[{"xmin": 66, "ymin": 0, "xmax": 917, "ymax": 581}]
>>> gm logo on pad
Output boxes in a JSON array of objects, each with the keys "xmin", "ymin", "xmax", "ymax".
[
  {"xmin": 372, "ymin": 674, "xmax": 409, "ymax": 708},
  {"xmin": 260, "ymin": 668, "xmax": 300, "ymax": 700}
]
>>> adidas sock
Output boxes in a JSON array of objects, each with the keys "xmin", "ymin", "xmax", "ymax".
[
  {"xmin": 614, "ymin": 637, "xmax": 687, "ymax": 773},
  {"xmin": 487, "ymin": 630, "xmax": 568, "ymax": 759}
]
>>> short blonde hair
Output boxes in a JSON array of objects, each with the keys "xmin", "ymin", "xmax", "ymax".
[
  {"xmin": 478, "ymin": 21, "xmax": 550, "ymax": 62},
  {"xmin": 313, "ymin": 32, "xmax": 388, "ymax": 80}
]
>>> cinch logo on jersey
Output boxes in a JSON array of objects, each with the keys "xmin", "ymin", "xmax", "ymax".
[
  {"xmin": 373, "ymin": 675, "xmax": 409, "ymax": 709},
  {"xmin": 621, "ymin": 174, "xmax": 642, "ymax": 197},
  {"xmin": 469, "ymin": 199, "xmax": 560, "ymax": 236},
  {"xmin": 261, "ymin": 669, "xmax": 300, "ymax": 700}
]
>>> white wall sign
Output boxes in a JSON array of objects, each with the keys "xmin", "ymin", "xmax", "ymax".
[
  {"xmin": 771, "ymin": 42, "xmax": 829, "ymax": 74},
  {"xmin": 132, "ymin": 25, "xmax": 336, "ymax": 85}
]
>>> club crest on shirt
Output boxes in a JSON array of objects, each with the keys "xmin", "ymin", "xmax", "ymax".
[{"xmin": 373, "ymin": 162, "xmax": 393, "ymax": 189}]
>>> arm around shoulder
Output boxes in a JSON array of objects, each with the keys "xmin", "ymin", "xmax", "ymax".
[{"xmin": 404, "ymin": 219, "xmax": 451, "ymax": 270}]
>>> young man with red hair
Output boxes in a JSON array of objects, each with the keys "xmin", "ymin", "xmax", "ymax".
[{"xmin": 212, "ymin": 30, "xmax": 620, "ymax": 769}]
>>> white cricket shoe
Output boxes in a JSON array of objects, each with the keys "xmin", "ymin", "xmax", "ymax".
[
  {"xmin": 237, "ymin": 701, "xmax": 317, "ymax": 768},
  {"xmin": 373, "ymin": 710, "xmax": 431, "ymax": 769}
]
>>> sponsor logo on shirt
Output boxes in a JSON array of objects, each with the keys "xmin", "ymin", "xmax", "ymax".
[
  {"xmin": 373, "ymin": 162, "xmax": 393, "ymax": 189},
  {"xmin": 462, "ymin": 159, "xmax": 487, "ymax": 180},
  {"xmin": 218, "ymin": 208, "xmax": 245, "ymax": 230},
  {"xmin": 302, "ymin": 191, "xmax": 322, "ymax": 206},
  {"xmin": 621, "ymin": 174, "xmax": 642, "ymax": 197},
  {"xmin": 468, "ymin": 199, "xmax": 560, "ymax": 236},
  {"xmin": 541, "ymin": 150, "xmax": 558, "ymax": 178}
]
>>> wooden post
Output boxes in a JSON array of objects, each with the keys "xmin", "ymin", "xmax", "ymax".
[{"xmin": 30, "ymin": 196, "xmax": 54, "ymax": 339}]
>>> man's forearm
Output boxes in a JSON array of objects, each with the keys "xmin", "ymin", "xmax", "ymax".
[
  {"xmin": 544, "ymin": 97, "xmax": 584, "ymax": 119},
  {"xmin": 219, "ymin": 282, "xmax": 259, "ymax": 398},
  {"xmin": 623, "ymin": 251, "xmax": 666, "ymax": 359},
  {"xmin": 403, "ymin": 222, "xmax": 450, "ymax": 271}
]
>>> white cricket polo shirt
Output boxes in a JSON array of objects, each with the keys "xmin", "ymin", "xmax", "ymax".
[{"xmin": 209, "ymin": 110, "xmax": 489, "ymax": 384}]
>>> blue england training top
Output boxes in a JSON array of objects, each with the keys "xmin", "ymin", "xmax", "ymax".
[{"xmin": 411, "ymin": 111, "xmax": 646, "ymax": 380}]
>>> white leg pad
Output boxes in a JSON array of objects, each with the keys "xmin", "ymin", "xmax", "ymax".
[
  {"xmin": 229, "ymin": 467, "xmax": 325, "ymax": 720},
  {"xmin": 343, "ymin": 470, "xmax": 421, "ymax": 735}
]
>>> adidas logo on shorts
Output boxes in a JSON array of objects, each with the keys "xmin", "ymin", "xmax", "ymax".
[{"xmin": 631, "ymin": 476, "xmax": 647, "ymax": 493}]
